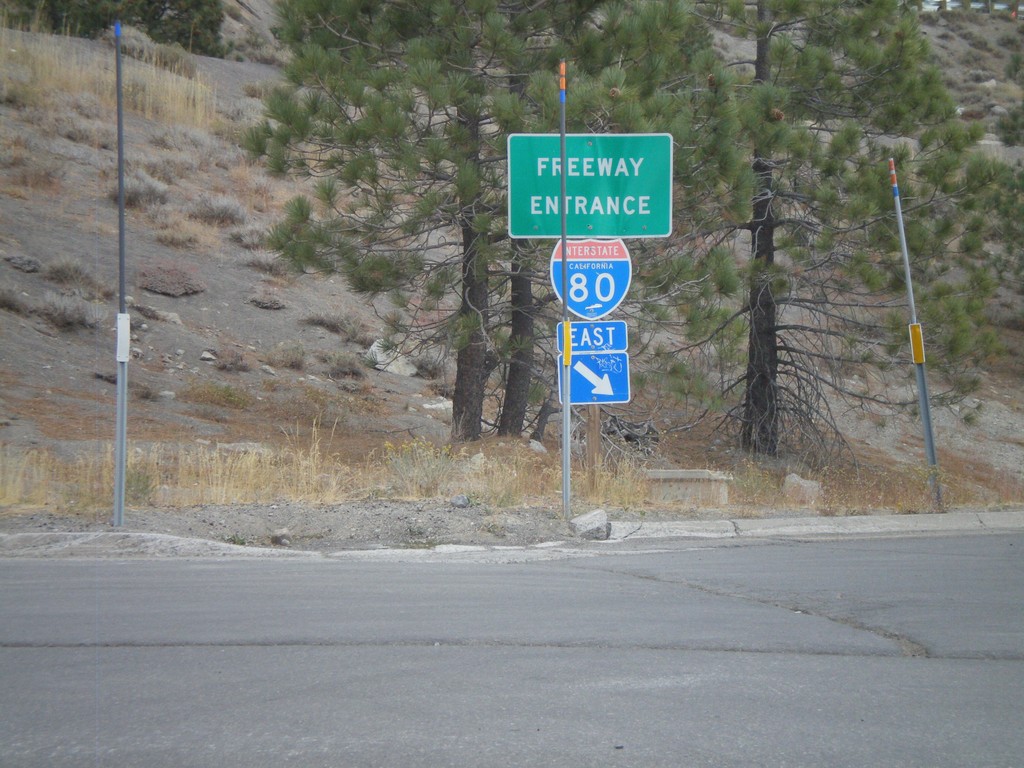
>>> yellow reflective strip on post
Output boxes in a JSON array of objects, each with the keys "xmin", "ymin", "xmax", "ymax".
[
  {"xmin": 562, "ymin": 321, "xmax": 572, "ymax": 367},
  {"xmin": 909, "ymin": 323, "xmax": 925, "ymax": 365}
]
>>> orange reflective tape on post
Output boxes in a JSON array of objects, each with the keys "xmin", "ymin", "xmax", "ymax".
[
  {"xmin": 909, "ymin": 323, "xmax": 925, "ymax": 365},
  {"xmin": 562, "ymin": 320, "xmax": 572, "ymax": 368}
]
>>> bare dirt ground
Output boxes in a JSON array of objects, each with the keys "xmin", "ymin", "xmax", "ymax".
[
  {"xmin": 0, "ymin": 499, "xmax": 576, "ymax": 552},
  {"xmin": 1, "ymin": 7, "xmax": 1022, "ymax": 551}
]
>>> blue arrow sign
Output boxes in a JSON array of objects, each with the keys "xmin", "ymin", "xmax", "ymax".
[
  {"xmin": 550, "ymin": 239, "xmax": 631, "ymax": 320},
  {"xmin": 557, "ymin": 321, "xmax": 628, "ymax": 354},
  {"xmin": 558, "ymin": 352, "xmax": 631, "ymax": 405}
]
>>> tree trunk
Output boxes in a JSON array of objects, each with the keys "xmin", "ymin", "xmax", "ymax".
[
  {"xmin": 496, "ymin": 244, "xmax": 534, "ymax": 436},
  {"xmin": 741, "ymin": 160, "xmax": 780, "ymax": 455},
  {"xmin": 451, "ymin": 220, "xmax": 489, "ymax": 442},
  {"xmin": 741, "ymin": 3, "xmax": 780, "ymax": 456},
  {"xmin": 496, "ymin": 74, "xmax": 535, "ymax": 437},
  {"xmin": 529, "ymin": 394, "xmax": 558, "ymax": 443}
]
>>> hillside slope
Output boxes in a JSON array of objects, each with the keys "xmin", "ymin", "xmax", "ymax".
[{"xmin": 0, "ymin": 7, "xmax": 1021, "ymax": 510}]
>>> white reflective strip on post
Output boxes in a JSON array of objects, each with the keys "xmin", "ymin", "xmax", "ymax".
[{"xmin": 116, "ymin": 313, "xmax": 131, "ymax": 363}]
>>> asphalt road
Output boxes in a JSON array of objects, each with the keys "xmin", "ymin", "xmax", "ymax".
[{"xmin": 2, "ymin": 532, "xmax": 1022, "ymax": 767}]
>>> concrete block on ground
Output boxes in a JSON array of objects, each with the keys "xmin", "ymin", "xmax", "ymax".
[{"xmin": 646, "ymin": 469, "xmax": 732, "ymax": 506}]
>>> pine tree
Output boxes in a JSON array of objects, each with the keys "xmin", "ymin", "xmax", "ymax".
[
  {"xmin": 14, "ymin": 0, "xmax": 224, "ymax": 54},
  {"xmin": 130, "ymin": 0, "xmax": 225, "ymax": 55},
  {"xmin": 978, "ymin": 161, "xmax": 1024, "ymax": 297},
  {"xmin": 249, "ymin": 0, "xmax": 714, "ymax": 441},
  {"xmin": 687, "ymin": 0, "xmax": 1000, "ymax": 461}
]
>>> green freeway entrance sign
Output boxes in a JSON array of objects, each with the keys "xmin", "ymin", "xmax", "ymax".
[{"xmin": 507, "ymin": 133, "xmax": 672, "ymax": 239}]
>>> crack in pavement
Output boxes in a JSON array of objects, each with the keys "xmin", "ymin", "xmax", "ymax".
[{"xmin": 571, "ymin": 562, "xmax": 934, "ymax": 659}]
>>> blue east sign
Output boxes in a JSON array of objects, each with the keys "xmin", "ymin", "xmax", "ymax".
[{"xmin": 557, "ymin": 321, "xmax": 628, "ymax": 354}]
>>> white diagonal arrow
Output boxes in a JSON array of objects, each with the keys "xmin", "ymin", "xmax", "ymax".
[{"xmin": 573, "ymin": 360, "xmax": 614, "ymax": 396}]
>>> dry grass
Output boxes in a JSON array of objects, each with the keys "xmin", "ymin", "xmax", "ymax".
[
  {"xmin": 1, "ymin": 431, "xmax": 1019, "ymax": 515},
  {"xmin": 114, "ymin": 169, "xmax": 169, "ymax": 208},
  {"xmin": 215, "ymin": 349, "xmax": 252, "ymax": 372},
  {"xmin": 0, "ymin": 438, "xmax": 357, "ymax": 508},
  {"xmin": 0, "ymin": 25, "xmax": 215, "ymax": 129},
  {"xmin": 8, "ymin": 162, "xmax": 64, "ymax": 194},
  {"xmin": 187, "ymin": 193, "xmax": 248, "ymax": 226},
  {"xmin": 228, "ymin": 163, "xmax": 276, "ymax": 212},
  {"xmin": 0, "ymin": 433, "xmax": 558, "ymax": 511},
  {"xmin": 458, "ymin": 450, "xmax": 554, "ymax": 508},
  {"xmin": 181, "ymin": 381, "xmax": 253, "ymax": 409},
  {"xmin": 0, "ymin": 434, "xmax": 550, "ymax": 509},
  {"xmin": 243, "ymin": 252, "xmax": 291, "ymax": 276},
  {"xmin": 581, "ymin": 455, "xmax": 652, "ymax": 510},
  {"xmin": 722, "ymin": 461, "xmax": 787, "ymax": 509},
  {"xmin": 931, "ymin": 450, "xmax": 1024, "ymax": 508},
  {"xmin": 0, "ymin": 445, "xmax": 48, "ymax": 506},
  {"xmin": 0, "ymin": 138, "xmax": 64, "ymax": 194},
  {"xmin": 321, "ymin": 351, "xmax": 366, "ymax": 379},
  {"xmin": 34, "ymin": 291, "xmax": 106, "ymax": 331},
  {"xmin": 114, "ymin": 24, "xmax": 198, "ymax": 78},
  {"xmin": 732, "ymin": 456, "xmax": 1024, "ymax": 515},
  {"xmin": 0, "ymin": 287, "xmax": 29, "ymax": 315},
  {"xmin": 303, "ymin": 313, "xmax": 377, "ymax": 347},
  {"xmin": 379, "ymin": 438, "xmax": 458, "ymax": 498},
  {"xmin": 153, "ymin": 213, "xmax": 211, "ymax": 249},
  {"xmin": 820, "ymin": 465, "xmax": 939, "ymax": 514},
  {"xmin": 229, "ymin": 224, "xmax": 267, "ymax": 250},
  {"xmin": 266, "ymin": 342, "xmax": 306, "ymax": 370},
  {"xmin": 43, "ymin": 257, "xmax": 114, "ymax": 301}
]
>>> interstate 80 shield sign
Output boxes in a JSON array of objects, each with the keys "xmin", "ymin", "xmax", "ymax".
[{"xmin": 550, "ymin": 239, "xmax": 631, "ymax": 320}]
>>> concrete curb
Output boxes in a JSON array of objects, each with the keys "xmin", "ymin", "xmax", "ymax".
[
  {"xmin": 0, "ymin": 532, "xmax": 319, "ymax": 559},
  {"xmin": 1, "ymin": 509, "xmax": 1021, "ymax": 558},
  {"xmin": 609, "ymin": 509, "xmax": 1024, "ymax": 541}
]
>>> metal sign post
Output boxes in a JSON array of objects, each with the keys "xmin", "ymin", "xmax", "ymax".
[
  {"xmin": 889, "ymin": 158, "xmax": 942, "ymax": 509},
  {"xmin": 113, "ymin": 21, "xmax": 129, "ymax": 527},
  {"xmin": 559, "ymin": 60, "xmax": 571, "ymax": 521}
]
